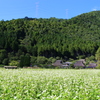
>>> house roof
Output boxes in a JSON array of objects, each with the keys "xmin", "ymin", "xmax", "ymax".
[
  {"xmin": 87, "ymin": 63, "xmax": 97, "ymax": 68},
  {"xmin": 79, "ymin": 59, "xmax": 86, "ymax": 63},
  {"xmin": 74, "ymin": 61, "xmax": 85, "ymax": 67},
  {"xmin": 52, "ymin": 60, "xmax": 63, "ymax": 66}
]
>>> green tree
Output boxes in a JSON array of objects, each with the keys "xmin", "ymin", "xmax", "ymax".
[
  {"xmin": 96, "ymin": 64, "xmax": 100, "ymax": 69},
  {"xmin": 2, "ymin": 58, "xmax": 9, "ymax": 65},
  {"xmin": 24, "ymin": 53, "xmax": 31, "ymax": 66},
  {"xmin": 9, "ymin": 60, "xmax": 19, "ymax": 66},
  {"xmin": 19, "ymin": 54, "xmax": 30, "ymax": 67},
  {"xmin": 30, "ymin": 56, "xmax": 37, "ymax": 65},
  {"xmin": 95, "ymin": 47, "xmax": 100, "ymax": 62},
  {"xmin": 37, "ymin": 56, "xmax": 47, "ymax": 64},
  {"xmin": 19, "ymin": 55, "xmax": 24, "ymax": 68},
  {"xmin": 0, "ymin": 50, "xmax": 7, "ymax": 64}
]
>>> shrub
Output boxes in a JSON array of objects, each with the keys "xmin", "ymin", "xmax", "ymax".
[
  {"xmin": 96, "ymin": 64, "xmax": 100, "ymax": 69},
  {"xmin": 9, "ymin": 60, "xmax": 19, "ymax": 66},
  {"xmin": 51, "ymin": 58, "xmax": 56, "ymax": 63}
]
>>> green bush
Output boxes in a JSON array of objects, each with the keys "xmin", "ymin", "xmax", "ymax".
[
  {"xmin": 51, "ymin": 58, "xmax": 56, "ymax": 63},
  {"xmin": 9, "ymin": 60, "xmax": 19, "ymax": 66},
  {"xmin": 96, "ymin": 64, "xmax": 100, "ymax": 69}
]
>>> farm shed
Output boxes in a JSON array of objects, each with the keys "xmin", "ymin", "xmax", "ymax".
[{"xmin": 4, "ymin": 66, "xmax": 17, "ymax": 69}]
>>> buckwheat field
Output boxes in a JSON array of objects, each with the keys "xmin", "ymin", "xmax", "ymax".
[{"xmin": 0, "ymin": 69, "xmax": 100, "ymax": 100}]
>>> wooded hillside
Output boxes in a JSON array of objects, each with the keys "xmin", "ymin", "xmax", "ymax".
[{"xmin": 0, "ymin": 11, "xmax": 100, "ymax": 66}]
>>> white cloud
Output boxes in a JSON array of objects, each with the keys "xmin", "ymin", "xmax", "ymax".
[
  {"xmin": 92, "ymin": 6, "xmax": 100, "ymax": 11},
  {"xmin": 92, "ymin": 8, "xmax": 97, "ymax": 11}
]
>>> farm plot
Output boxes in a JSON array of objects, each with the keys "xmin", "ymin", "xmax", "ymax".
[{"xmin": 0, "ymin": 69, "xmax": 100, "ymax": 100}]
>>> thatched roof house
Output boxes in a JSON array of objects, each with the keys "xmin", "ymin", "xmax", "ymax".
[
  {"xmin": 52, "ymin": 60, "xmax": 63, "ymax": 67},
  {"xmin": 87, "ymin": 63, "xmax": 97, "ymax": 68},
  {"xmin": 52, "ymin": 60, "xmax": 72, "ymax": 68},
  {"xmin": 74, "ymin": 61, "xmax": 85, "ymax": 68}
]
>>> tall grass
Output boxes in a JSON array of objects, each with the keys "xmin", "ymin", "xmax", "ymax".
[{"xmin": 0, "ymin": 69, "xmax": 100, "ymax": 100}]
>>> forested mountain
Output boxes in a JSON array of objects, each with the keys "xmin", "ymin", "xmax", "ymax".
[{"xmin": 0, "ymin": 11, "xmax": 100, "ymax": 66}]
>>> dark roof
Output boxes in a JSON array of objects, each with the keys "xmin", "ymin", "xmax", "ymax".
[
  {"xmin": 52, "ymin": 60, "xmax": 63, "ymax": 66},
  {"xmin": 74, "ymin": 61, "xmax": 85, "ymax": 67},
  {"xmin": 87, "ymin": 63, "xmax": 97, "ymax": 68}
]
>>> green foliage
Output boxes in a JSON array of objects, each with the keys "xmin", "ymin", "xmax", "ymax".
[
  {"xmin": 86, "ymin": 55, "xmax": 96, "ymax": 65},
  {"xmin": 2, "ymin": 58, "xmax": 9, "ymax": 65},
  {"xmin": 56, "ymin": 56, "xmax": 60, "ymax": 60},
  {"xmin": 24, "ymin": 53, "xmax": 31, "ymax": 66},
  {"xmin": 77, "ymin": 55, "xmax": 85, "ymax": 59},
  {"xmin": 95, "ymin": 47, "xmax": 100, "ymax": 61},
  {"xmin": 9, "ymin": 60, "xmax": 19, "ymax": 66},
  {"xmin": 88, "ymin": 55, "xmax": 95, "ymax": 61},
  {"xmin": 1, "ymin": 11, "xmax": 100, "ymax": 65},
  {"xmin": 68, "ymin": 63, "xmax": 74, "ymax": 69},
  {"xmin": 30, "ymin": 56, "xmax": 37, "ymax": 65},
  {"xmin": 19, "ymin": 55, "xmax": 24, "ymax": 67},
  {"xmin": 37, "ymin": 56, "xmax": 47, "ymax": 64},
  {"xmin": 51, "ymin": 58, "xmax": 56, "ymax": 63},
  {"xmin": 19, "ymin": 54, "xmax": 31, "ymax": 67},
  {"xmin": 48, "ymin": 57, "xmax": 56, "ymax": 63},
  {"xmin": 0, "ymin": 49, "xmax": 7, "ymax": 64},
  {"xmin": 0, "ymin": 69, "xmax": 100, "ymax": 99},
  {"xmin": 96, "ymin": 64, "xmax": 100, "ymax": 69}
]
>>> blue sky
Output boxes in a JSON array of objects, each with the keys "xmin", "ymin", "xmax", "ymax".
[{"xmin": 0, "ymin": 0, "xmax": 100, "ymax": 20}]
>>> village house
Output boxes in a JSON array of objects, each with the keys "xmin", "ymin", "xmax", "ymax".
[
  {"xmin": 52, "ymin": 60, "xmax": 72, "ymax": 68},
  {"xmin": 52, "ymin": 60, "xmax": 63, "ymax": 67},
  {"xmin": 74, "ymin": 61, "xmax": 85, "ymax": 68},
  {"xmin": 86, "ymin": 63, "xmax": 97, "ymax": 69}
]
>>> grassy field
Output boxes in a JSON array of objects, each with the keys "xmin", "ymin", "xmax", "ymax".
[{"xmin": 0, "ymin": 69, "xmax": 100, "ymax": 100}]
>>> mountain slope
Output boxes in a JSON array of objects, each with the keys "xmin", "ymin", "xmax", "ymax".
[{"xmin": 0, "ymin": 11, "xmax": 100, "ymax": 63}]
